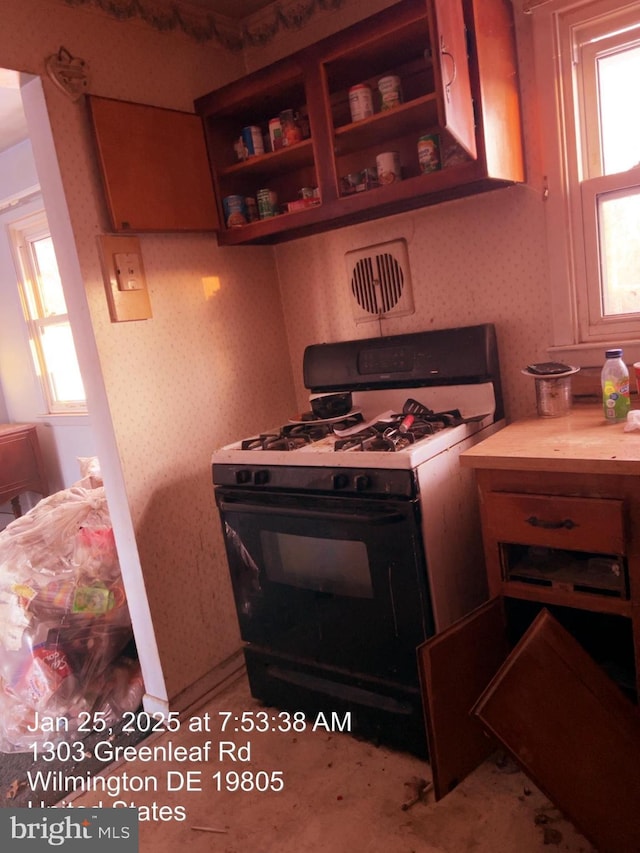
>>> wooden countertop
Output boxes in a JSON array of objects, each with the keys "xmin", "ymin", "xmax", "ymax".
[{"xmin": 461, "ymin": 403, "xmax": 640, "ymax": 475}]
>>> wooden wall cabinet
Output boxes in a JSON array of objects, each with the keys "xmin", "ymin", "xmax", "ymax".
[
  {"xmin": 194, "ymin": 0, "xmax": 524, "ymax": 245},
  {"xmin": 88, "ymin": 0, "xmax": 524, "ymax": 242}
]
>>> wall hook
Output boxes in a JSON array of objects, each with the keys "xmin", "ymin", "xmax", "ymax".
[{"xmin": 45, "ymin": 46, "xmax": 89, "ymax": 101}]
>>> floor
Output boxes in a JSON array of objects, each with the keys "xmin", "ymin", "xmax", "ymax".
[{"xmin": 56, "ymin": 674, "xmax": 596, "ymax": 852}]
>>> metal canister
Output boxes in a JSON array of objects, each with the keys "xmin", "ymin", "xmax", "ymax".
[
  {"xmin": 222, "ymin": 195, "xmax": 248, "ymax": 227},
  {"xmin": 378, "ymin": 75, "xmax": 403, "ymax": 110},
  {"xmin": 376, "ymin": 152, "xmax": 402, "ymax": 184},
  {"xmin": 348, "ymin": 84, "xmax": 374, "ymax": 122},
  {"xmin": 417, "ymin": 134, "xmax": 441, "ymax": 173},
  {"xmin": 241, "ymin": 125, "xmax": 264, "ymax": 157},
  {"xmin": 257, "ymin": 188, "xmax": 278, "ymax": 219}
]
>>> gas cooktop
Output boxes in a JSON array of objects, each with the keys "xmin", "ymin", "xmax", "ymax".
[
  {"xmin": 213, "ymin": 325, "xmax": 503, "ymax": 471},
  {"xmin": 214, "ymin": 393, "xmax": 496, "ymax": 471}
]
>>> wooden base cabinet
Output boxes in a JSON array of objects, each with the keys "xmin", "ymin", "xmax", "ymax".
[
  {"xmin": 418, "ymin": 461, "xmax": 640, "ymax": 853},
  {"xmin": 475, "ymin": 467, "xmax": 640, "ymax": 696},
  {"xmin": 0, "ymin": 424, "xmax": 49, "ymax": 518}
]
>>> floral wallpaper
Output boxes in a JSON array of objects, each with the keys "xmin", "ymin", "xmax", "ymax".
[{"xmin": 1, "ymin": 0, "xmax": 555, "ymax": 708}]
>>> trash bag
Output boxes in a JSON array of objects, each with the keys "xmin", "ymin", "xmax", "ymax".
[{"xmin": 0, "ymin": 483, "xmax": 137, "ymax": 752}]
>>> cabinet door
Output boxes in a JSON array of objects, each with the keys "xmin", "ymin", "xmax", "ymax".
[
  {"xmin": 474, "ymin": 609, "xmax": 640, "ymax": 853},
  {"xmin": 417, "ymin": 597, "xmax": 509, "ymax": 799},
  {"xmin": 88, "ymin": 96, "xmax": 219, "ymax": 232},
  {"xmin": 428, "ymin": 0, "xmax": 476, "ymax": 158}
]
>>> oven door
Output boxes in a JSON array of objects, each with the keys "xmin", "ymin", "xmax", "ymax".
[{"xmin": 215, "ymin": 487, "xmax": 434, "ymax": 684}]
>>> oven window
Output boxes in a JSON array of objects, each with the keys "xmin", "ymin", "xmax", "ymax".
[{"xmin": 260, "ymin": 530, "xmax": 373, "ymax": 598}]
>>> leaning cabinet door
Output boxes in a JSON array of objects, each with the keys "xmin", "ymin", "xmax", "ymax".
[
  {"xmin": 417, "ymin": 597, "xmax": 509, "ymax": 800},
  {"xmin": 88, "ymin": 96, "xmax": 219, "ymax": 232},
  {"xmin": 428, "ymin": 0, "xmax": 476, "ymax": 158}
]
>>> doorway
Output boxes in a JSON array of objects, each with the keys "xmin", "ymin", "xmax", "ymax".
[
  {"xmin": 0, "ymin": 66, "xmax": 168, "ymax": 723},
  {"xmin": 0, "ymin": 68, "xmax": 95, "ymax": 521}
]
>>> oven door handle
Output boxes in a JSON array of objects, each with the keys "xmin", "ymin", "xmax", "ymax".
[{"xmin": 217, "ymin": 500, "xmax": 406, "ymax": 525}]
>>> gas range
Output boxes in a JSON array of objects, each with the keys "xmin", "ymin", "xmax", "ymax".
[{"xmin": 211, "ymin": 324, "xmax": 504, "ymax": 755}]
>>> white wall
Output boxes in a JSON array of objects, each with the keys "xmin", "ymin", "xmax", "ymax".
[{"xmin": 0, "ymin": 139, "xmax": 96, "ymax": 494}]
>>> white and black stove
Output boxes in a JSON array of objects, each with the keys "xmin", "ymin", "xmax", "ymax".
[{"xmin": 212, "ymin": 324, "xmax": 503, "ymax": 756}]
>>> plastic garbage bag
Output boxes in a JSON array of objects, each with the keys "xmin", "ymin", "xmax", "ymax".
[{"xmin": 0, "ymin": 483, "xmax": 135, "ymax": 752}]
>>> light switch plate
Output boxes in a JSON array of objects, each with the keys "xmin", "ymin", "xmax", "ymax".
[{"xmin": 98, "ymin": 235, "xmax": 152, "ymax": 321}]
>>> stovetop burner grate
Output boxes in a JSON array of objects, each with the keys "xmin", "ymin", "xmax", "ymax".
[
  {"xmin": 334, "ymin": 412, "xmax": 450, "ymax": 453},
  {"xmin": 236, "ymin": 407, "xmax": 476, "ymax": 453},
  {"xmin": 241, "ymin": 433, "xmax": 313, "ymax": 451}
]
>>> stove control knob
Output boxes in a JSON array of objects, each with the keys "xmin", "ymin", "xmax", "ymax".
[
  {"xmin": 354, "ymin": 474, "xmax": 371, "ymax": 491},
  {"xmin": 235, "ymin": 469, "xmax": 252, "ymax": 485},
  {"xmin": 332, "ymin": 473, "xmax": 349, "ymax": 490},
  {"xmin": 254, "ymin": 469, "xmax": 270, "ymax": 486}
]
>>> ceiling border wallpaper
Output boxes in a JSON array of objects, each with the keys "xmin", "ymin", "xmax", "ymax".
[{"xmin": 61, "ymin": 0, "xmax": 347, "ymax": 48}]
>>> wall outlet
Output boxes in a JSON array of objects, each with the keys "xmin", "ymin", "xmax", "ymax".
[{"xmin": 114, "ymin": 252, "xmax": 144, "ymax": 291}]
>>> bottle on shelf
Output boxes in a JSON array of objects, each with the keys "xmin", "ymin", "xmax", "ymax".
[{"xmin": 601, "ymin": 348, "xmax": 630, "ymax": 423}]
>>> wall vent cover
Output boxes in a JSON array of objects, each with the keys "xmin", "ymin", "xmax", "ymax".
[{"xmin": 346, "ymin": 239, "xmax": 414, "ymax": 324}]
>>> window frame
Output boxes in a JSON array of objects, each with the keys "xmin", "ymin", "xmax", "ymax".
[
  {"xmin": 531, "ymin": 0, "xmax": 640, "ymax": 364},
  {"xmin": 9, "ymin": 210, "xmax": 88, "ymax": 415}
]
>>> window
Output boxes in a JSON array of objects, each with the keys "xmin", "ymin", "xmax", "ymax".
[
  {"xmin": 9, "ymin": 211, "xmax": 87, "ymax": 414},
  {"xmin": 531, "ymin": 0, "xmax": 640, "ymax": 359}
]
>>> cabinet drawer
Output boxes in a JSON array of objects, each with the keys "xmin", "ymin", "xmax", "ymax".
[{"xmin": 483, "ymin": 492, "xmax": 625, "ymax": 555}]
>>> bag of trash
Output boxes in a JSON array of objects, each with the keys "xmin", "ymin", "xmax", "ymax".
[{"xmin": 0, "ymin": 483, "xmax": 135, "ymax": 752}]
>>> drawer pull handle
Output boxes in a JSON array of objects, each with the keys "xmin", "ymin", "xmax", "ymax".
[{"xmin": 526, "ymin": 515, "xmax": 577, "ymax": 530}]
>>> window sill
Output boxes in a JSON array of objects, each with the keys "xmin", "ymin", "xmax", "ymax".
[
  {"xmin": 36, "ymin": 412, "xmax": 90, "ymax": 427},
  {"xmin": 548, "ymin": 341, "xmax": 640, "ymax": 369}
]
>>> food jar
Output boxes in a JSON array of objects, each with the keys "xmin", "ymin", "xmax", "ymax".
[
  {"xmin": 349, "ymin": 84, "xmax": 374, "ymax": 122},
  {"xmin": 279, "ymin": 110, "xmax": 302, "ymax": 146},
  {"xmin": 376, "ymin": 152, "xmax": 402, "ymax": 184},
  {"xmin": 378, "ymin": 75, "xmax": 403, "ymax": 110}
]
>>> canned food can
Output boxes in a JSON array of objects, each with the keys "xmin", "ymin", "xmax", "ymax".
[
  {"xmin": 340, "ymin": 172, "xmax": 361, "ymax": 195},
  {"xmin": 348, "ymin": 84, "xmax": 374, "ymax": 122},
  {"xmin": 222, "ymin": 195, "xmax": 248, "ymax": 227},
  {"xmin": 360, "ymin": 167, "xmax": 379, "ymax": 190},
  {"xmin": 417, "ymin": 134, "xmax": 441, "ymax": 173},
  {"xmin": 378, "ymin": 75, "xmax": 403, "ymax": 110},
  {"xmin": 234, "ymin": 136, "xmax": 246, "ymax": 161},
  {"xmin": 245, "ymin": 196, "xmax": 259, "ymax": 222},
  {"xmin": 269, "ymin": 117, "xmax": 283, "ymax": 152},
  {"xmin": 376, "ymin": 151, "xmax": 402, "ymax": 184},
  {"xmin": 241, "ymin": 125, "xmax": 264, "ymax": 157},
  {"xmin": 257, "ymin": 188, "xmax": 278, "ymax": 219}
]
